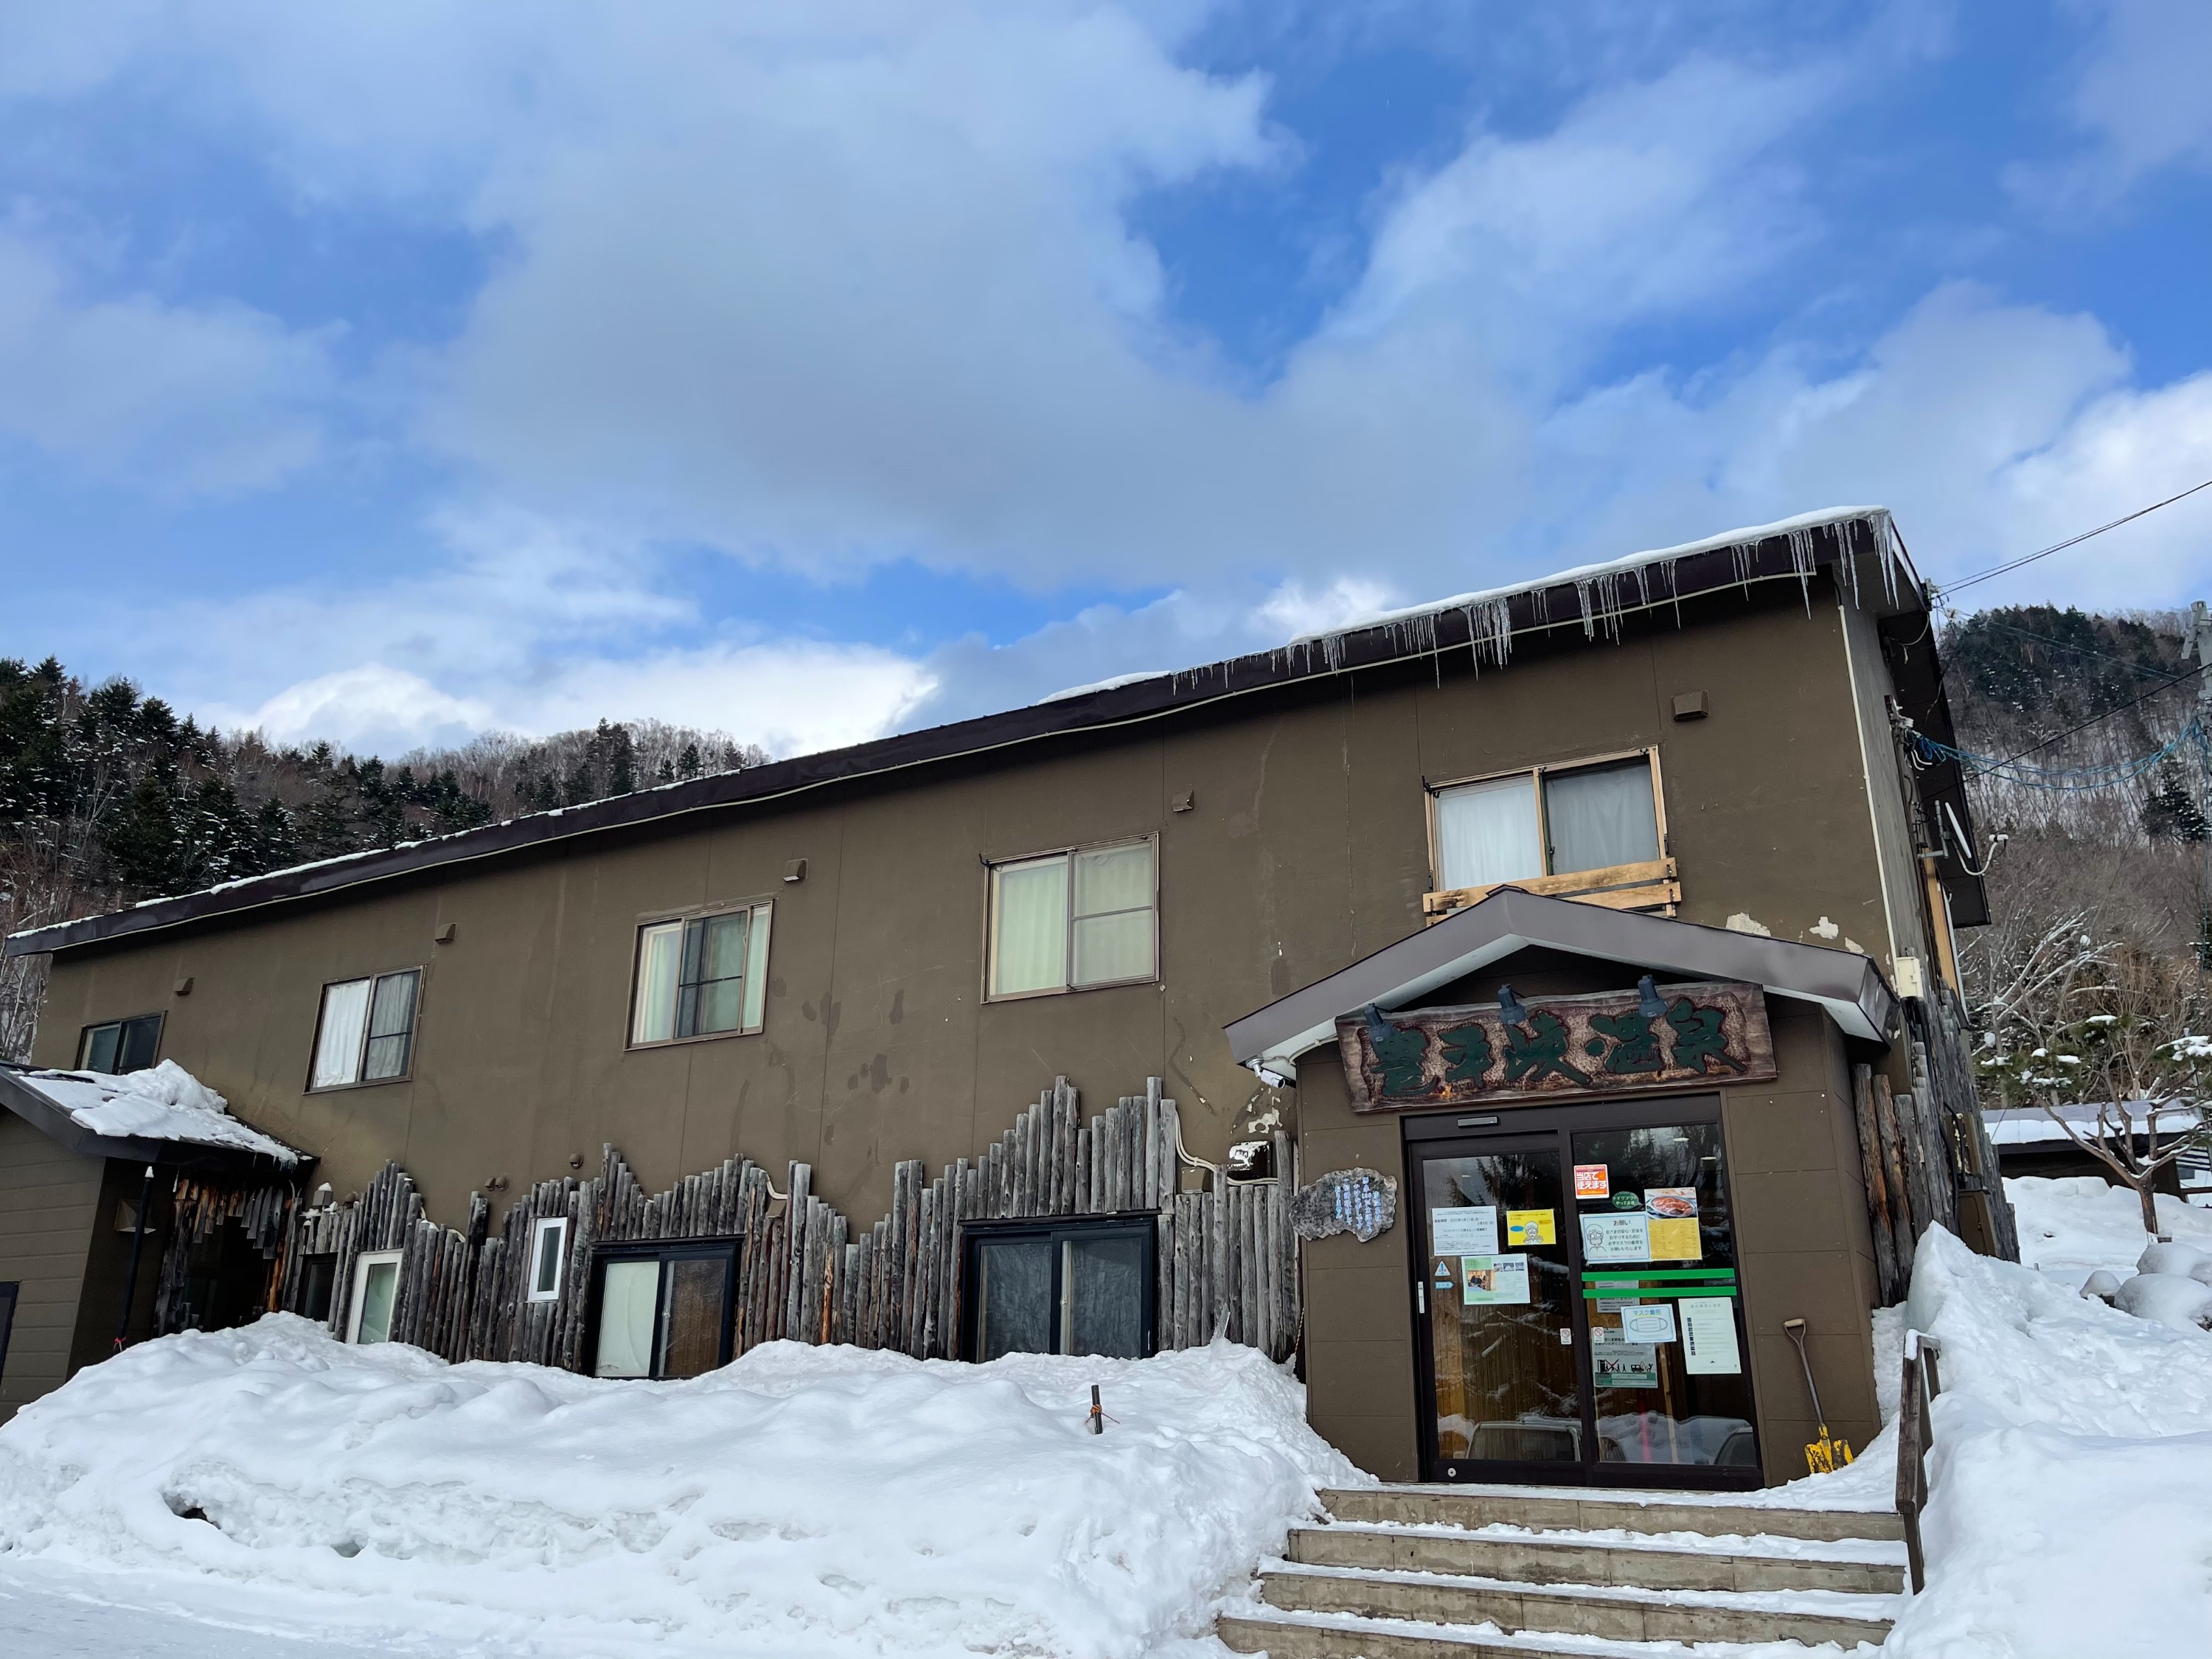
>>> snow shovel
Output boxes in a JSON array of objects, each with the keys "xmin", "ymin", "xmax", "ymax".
[{"xmin": 1783, "ymin": 1318, "xmax": 1854, "ymax": 1475}]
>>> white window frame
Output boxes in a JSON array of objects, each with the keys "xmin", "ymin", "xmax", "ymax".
[
  {"xmin": 527, "ymin": 1216, "xmax": 570, "ymax": 1303},
  {"xmin": 626, "ymin": 900, "xmax": 773, "ymax": 1049},
  {"xmin": 983, "ymin": 835, "xmax": 1158, "ymax": 1003},
  {"xmin": 346, "ymin": 1248, "xmax": 406, "ymax": 1344},
  {"xmin": 307, "ymin": 968, "xmax": 422, "ymax": 1092},
  {"xmin": 1426, "ymin": 748, "xmax": 1669, "ymax": 892}
]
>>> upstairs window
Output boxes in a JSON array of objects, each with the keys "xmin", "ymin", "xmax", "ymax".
[
  {"xmin": 987, "ymin": 837, "xmax": 1155, "ymax": 1000},
  {"xmin": 310, "ymin": 970, "xmax": 420, "ymax": 1091},
  {"xmin": 629, "ymin": 902, "xmax": 772, "ymax": 1046},
  {"xmin": 78, "ymin": 1013, "xmax": 163, "ymax": 1074},
  {"xmin": 1433, "ymin": 753, "xmax": 1663, "ymax": 891}
]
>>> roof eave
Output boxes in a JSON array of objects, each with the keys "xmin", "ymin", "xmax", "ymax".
[{"xmin": 1224, "ymin": 888, "xmax": 1897, "ymax": 1082}]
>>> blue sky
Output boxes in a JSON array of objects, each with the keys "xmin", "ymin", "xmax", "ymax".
[{"xmin": 1, "ymin": 1, "xmax": 2208, "ymax": 758}]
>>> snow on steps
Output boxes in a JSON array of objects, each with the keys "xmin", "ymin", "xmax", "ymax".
[{"xmin": 1218, "ymin": 1485, "xmax": 1902, "ymax": 1657}]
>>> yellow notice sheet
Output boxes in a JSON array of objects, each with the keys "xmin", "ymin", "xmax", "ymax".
[
  {"xmin": 1647, "ymin": 1217, "xmax": 1702, "ymax": 1261},
  {"xmin": 1505, "ymin": 1208, "xmax": 1556, "ymax": 1247}
]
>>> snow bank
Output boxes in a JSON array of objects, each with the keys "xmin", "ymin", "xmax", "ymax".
[
  {"xmin": 0, "ymin": 1318, "xmax": 1357, "ymax": 1658},
  {"xmin": 2006, "ymin": 1172, "xmax": 2212, "ymax": 1292},
  {"xmin": 10, "ymin": 1060, "xmax": 297, "ymax": 1164},
  {"xmin": 1882, "ymin": 1225, "xmax": 2212, "ymax": 1658}
]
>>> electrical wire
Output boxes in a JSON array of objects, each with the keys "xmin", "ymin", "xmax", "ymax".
[{"xmin": 1940, "ymin": 475, "xmax": 2212, "ymax": 597}]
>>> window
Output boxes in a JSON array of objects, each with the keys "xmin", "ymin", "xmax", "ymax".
[
  {"xmin": 298, "ymin": 1253, "xmax": 338, "ymax": 1324},
  {"xmin": 310, "ymin": 970, "xmax": 421, "ymax": 1091},
  {"xmin": 630, "ymin": 903, "xmax": 772, "ymax": 1046},
  {"xmin": 961, "ymin": 1218, "xmax": 1153, "ymax": 1361},
  {"xmin": 77, "ymin": 1014, "xmax": 163, "ymax": 1074},
  {"xmin": 987, "ymin": 838, "xmax": 1155, "ymax": 999},
  {"xmin": 528, "ymin": 1216, "xmax": 570, "ymax": 1303},
  {"xmin": 1430, "ymin": 752, "xmax": 1665, "ymax": 901},
  {"xmin": 588, "ymin": 1242, "xmax": 740, "ymax": 1379},
  {"xmin": 347, "ymin": 1250, "xmax": 404, "ymax": 1344}
]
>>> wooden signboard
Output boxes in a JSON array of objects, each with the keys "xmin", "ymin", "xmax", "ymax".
[{"xmin": 1335, "ymin": 978, "xmax": 1775, "ymax": 1113}]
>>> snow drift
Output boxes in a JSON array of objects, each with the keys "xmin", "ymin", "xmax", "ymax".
[
  {"xmin": 0, "ymin": 1319, "xmax": 1357, "ymax": 1657},
  {"xmin": 1882, "ymin": 1218, "xmax": 2212, "ymax": 1658}
]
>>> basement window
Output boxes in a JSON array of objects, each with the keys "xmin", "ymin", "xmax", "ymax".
[
  {"xmin": 986, "ymin": 837, "xmax": 1156, "ymax": 1000},
  {"xmin": 528, "ymin": 1216, "xmax": 570, "ymax": 1303},
  {"xmin": 588, "ymin": 1242, "xmax": 740, "ymax": 1380},
  {"xmin": 309, "ymin": 970, "xmax": 421, "ymax": 1091},
  {"xmin": 629, "ymin": 903, "xmax": 772, "ymax": 1046},
  {"xmin": 961, "ymin": 1217, "xmax": 1153, "ymax": 1362},
  {"xmin": 347, "ymin": 1249, "xmax": 404, "ymax": 1344},
  {"xmin": 1426, "ymin": 751, "xmax": 1673, "ymax": 917},
  {"xmin": 78, "ymin": 1013, "xmax": 164, "ymax": 1074}
]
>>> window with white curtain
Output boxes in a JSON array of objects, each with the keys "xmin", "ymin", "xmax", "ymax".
[
  {"xmin": 629, "ymin": 902, "xmax": 773, "ymax": 1046},
  {"xmin": 987, "ymin": 838, "xmax": 1155, "ymax": 999},
  {"xmin": 1433, "ymin": 754, "xmax": 1661, "ymax": 891},
  {"xmin": 310, "ymin": 970, "xmax": 420, "ymax": 1091}
]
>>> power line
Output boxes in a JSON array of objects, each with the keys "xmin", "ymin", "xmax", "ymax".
[
  {"xmin": 1970, "ymin": 656, "xmax": 2208, "ymax": 773},
  {"xmin": 1941, "ymin": 475, "xmax": 2212, "ymax": 597},
  {"xmin": 1966, "ymin": 615, "xmax": 2183, "ymax": 683}
]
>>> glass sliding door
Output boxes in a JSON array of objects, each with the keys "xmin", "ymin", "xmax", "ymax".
[
  {"xmin": 589, "ymin": 1242, "xmax": 740, "ymax": 1380},
  {"xmin": 1572, "ymin": 1121, "xmax": 1758, "ymax": 1470},
  {"xmin": 1408, "ymin": 1096, "xmax": 1759, "ymax": 1487},
  {"xmin": 1415, "ymin": 1139, "xmax": 1582, "ymax": 1478}
]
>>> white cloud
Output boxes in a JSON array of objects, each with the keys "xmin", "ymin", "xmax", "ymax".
[
  {"xmin": 0, "ymin": 229, "xmax": 330, "ymax": 495},
  {"xmin": 226, "ymin": 663, "xmax": 493, "ymax": 752},
  {"xmin": 2009, "ymin": 0, "xmax": 2212, "ymax": 209}
]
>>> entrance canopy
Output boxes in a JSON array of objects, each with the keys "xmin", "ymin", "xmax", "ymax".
[
  {"xmin": 1225, "ymin": 887, "xmax": 1896, "ymax": 1083},
  {"xmin": 0, "ymin": 1059, "xmax": 299, "ymax": 1175}
]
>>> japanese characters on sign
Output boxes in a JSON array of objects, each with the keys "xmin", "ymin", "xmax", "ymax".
[{"xmin": 1334, "ymin": 976, "xmax": 1775, "ymax": 1113}]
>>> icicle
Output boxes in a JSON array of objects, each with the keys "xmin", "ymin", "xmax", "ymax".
[{"xmin": 1784, "ymin": 526, "xmax": 1818, "ymax": 616}]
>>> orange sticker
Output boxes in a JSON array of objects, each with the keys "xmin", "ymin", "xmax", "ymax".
[{"xmin": 1573, "ymin": 1164, "xmax": 1610, "ymax": 1201}]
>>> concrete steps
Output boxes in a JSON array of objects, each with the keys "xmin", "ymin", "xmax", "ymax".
[{"xmin": 1220, "ymin": 1485, "xmax": 1905, "ymax": 1658}]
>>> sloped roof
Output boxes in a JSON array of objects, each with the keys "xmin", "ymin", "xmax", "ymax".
[
  {"xmin": 1224, "ymin": 886, "xmax": 1897, "ymax": 1082},
  {"xmin": 0, "ymin": 1059, "xmax": 300, "ymax": 1170},
  {"xmin": 7, "ymin": 506, "xmax": 1916, "ymax": 959}
]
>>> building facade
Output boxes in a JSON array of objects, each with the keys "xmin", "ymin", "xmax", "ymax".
[{"xmin": 1, "ymin": 507, "xmax": 2009, "ymax": 1488}]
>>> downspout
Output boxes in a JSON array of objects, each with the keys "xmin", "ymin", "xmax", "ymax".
[
  {"xmin": 114, "ymin": 1162, "xmax": 156, "ymax": 1353},
  {"xmin": 1836, "ymin": 592, "xmax": 1903, "ymax": 976}
]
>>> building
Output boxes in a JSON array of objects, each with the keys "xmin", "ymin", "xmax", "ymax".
[{"xmin": 1, "ymin": 505, "xmax": 2011, "ymax": 1489}]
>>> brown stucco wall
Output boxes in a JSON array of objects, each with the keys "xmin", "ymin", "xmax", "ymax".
[
  {"xmin": 0, "ymin": 1111, "xmax": 102, "ymax": 1422},
  {"xmin": 1720, "ymin": 998, "xmax": 1884, "ymax": 1483},
  {"xmin": 27, "ymin": 588, "xmax": 1913, "ymax": 1248}
]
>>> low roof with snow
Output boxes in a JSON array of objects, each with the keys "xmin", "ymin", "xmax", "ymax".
[
  {"xmin": 7, "ymin": 506, "xmax": 1921, "ymax": 959},
  {"xmin": 0, "ymin": 1059, "xmax": 300, "ymax": 1170},
  {"xmin": 1983, "ymin": 1103, "xmax": 2199, "ymax": 1148}
]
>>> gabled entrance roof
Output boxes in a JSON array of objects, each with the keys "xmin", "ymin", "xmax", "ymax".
[{"xmin": 1224, "ymin": 888, "xmax": 1896, "ymax": 1082}]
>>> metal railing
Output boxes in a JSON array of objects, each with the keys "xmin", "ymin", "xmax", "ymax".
[{"xmin": 1895, "ymin": 1329, "xmax": 1944, "ymax": 1593}]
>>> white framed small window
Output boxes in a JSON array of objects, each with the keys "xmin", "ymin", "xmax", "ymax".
[
  {"xmin": 310, "ymin": 969, "xmax": 422, "ymax": 1091},
  {"xmin": 347, "ymin": 1249, "xmax": 405, "ymax": 1344},
  {"xmin": 528, "ymin": 1216, "xmax": 570, "ymax": 1303},
  {"xmin": 986, "ymin": 836, "xmax": 1156, "ymax": 1001},
  {"xmin": 629, "ymin": 902, "xmax": 772, "ymax": 1047}
]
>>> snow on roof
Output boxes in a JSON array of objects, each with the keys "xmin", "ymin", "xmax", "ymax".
[
  {"xmin": 1984, "ymin": 1103, "xmax": 2199, "ymax": 1147},
  {"xmin": 1035, "ymin": 669, "xmax": 1177, "ymax": 705},
  {"xmin": 10, "ymin": 1060, "xmax": 299, "ymax": 1164}
]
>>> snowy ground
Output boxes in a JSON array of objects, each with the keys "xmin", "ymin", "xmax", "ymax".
[
  {"xmin": 7, "ymin": 1175, "xmax": 2210, "ymax": 1657},
  {"xmin": 0, "ymin": 1324, "xmax": 1354, "ymax": 1658}
]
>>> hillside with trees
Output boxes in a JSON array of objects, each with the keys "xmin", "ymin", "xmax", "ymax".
[{"xmin": 0, "ymin": 655, "xmax": 767, "ymax": 1058}]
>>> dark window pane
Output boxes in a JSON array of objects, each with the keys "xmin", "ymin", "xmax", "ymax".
[
  {"xmin": 1063, "ymin": 1232, "xmax": 1146, "ymax": 1357},
  {"xmin": 658, "ymin": 1256, "xmax": 730, "ymax": 1379},
  {"xmin": 1544, "ymin": 759, "xmax": 1658, "ymax": 875},
  {"xmin": 299, "ymin": 1254, "xmax": 337, "ymax": 1322},
  {"xmin": 676, "ymin": 913, "xmax": 748, "ymax": 1036},
  {"xmin": 976, "ymin": 1238, "xmax": 1054, "ymax": 1360},
  {"xmin": 116, "ymin": 1015, "xmax": 162, "ymax": 1073},
  {"xmin": 363, "ymin": 973, "xmax": 417, "ymax": 1080},
  {"xmin": 81, "ymin": 1023, "xmax": 122, "ymax": 1073}
]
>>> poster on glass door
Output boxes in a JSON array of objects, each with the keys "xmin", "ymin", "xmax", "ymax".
[{"xmin": 1459, "ymin": 1254, "xmax": 1531, "ymax": 1305}]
